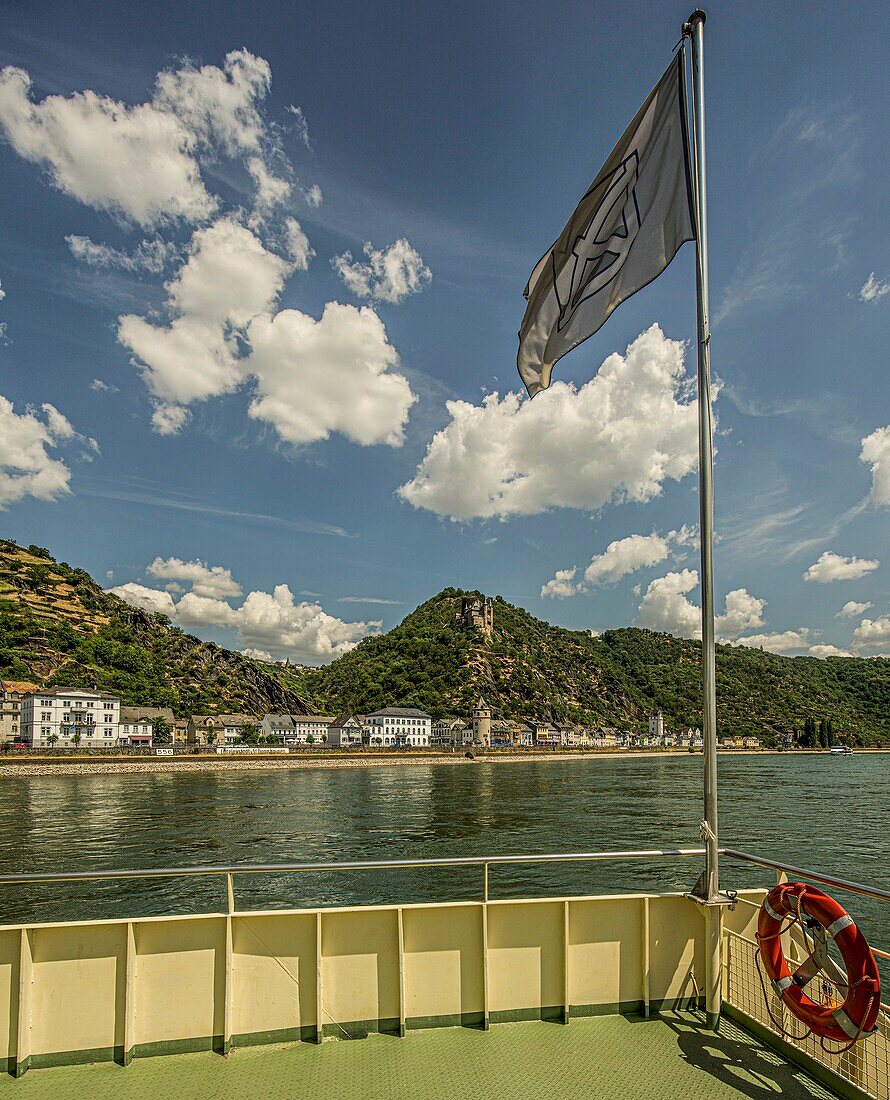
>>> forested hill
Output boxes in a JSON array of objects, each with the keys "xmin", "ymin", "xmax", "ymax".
[
  {"xmin": 292, "ymin": 589, "xmax": 890, "ymax": 745},
  {"xmin": 1, "ymin": 542, "xmax": 887, "ymax": 743},
  {"xmin": 0, "ymin": 540, "xmax": 307, "ymax": 717}
]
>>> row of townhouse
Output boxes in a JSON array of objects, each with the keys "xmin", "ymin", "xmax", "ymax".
[
  {"xmin": 255, "ymin": 707, "xmax": 433, "ymax": 748},
  {"xmin": 0, "ymin": 683, "xmax": 173, "ymax": 748}
]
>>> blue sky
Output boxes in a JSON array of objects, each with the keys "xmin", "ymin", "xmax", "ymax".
[{"xmin": 0, "ymin": 0, "xmax": 888, "ymax": 663}]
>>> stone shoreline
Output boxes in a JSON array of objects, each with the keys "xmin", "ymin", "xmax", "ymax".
[{"xmin": 1, "ymin": 747, "xmax": 882, "ymax": 778}]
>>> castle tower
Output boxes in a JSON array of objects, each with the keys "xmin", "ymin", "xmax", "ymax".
[{"xmin": 473, "ymin": 696, "xmax": 491, "ymax": 747}]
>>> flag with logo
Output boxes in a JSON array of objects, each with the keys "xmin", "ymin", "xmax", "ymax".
[{"xmin": 518, "ymin": 54, "xmax": 695, "ymax": 397}]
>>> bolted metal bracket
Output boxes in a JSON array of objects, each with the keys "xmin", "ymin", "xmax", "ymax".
[{"xmin": 687, "ymin": 869, "xmax": 737, "ymax": 908}]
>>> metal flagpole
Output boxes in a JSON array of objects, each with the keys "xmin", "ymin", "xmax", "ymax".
[{"xmin": 684, "ymin": 8, "xmax": 723, "ymax": 1029}]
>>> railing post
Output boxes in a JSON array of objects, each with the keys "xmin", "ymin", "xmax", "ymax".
[
  {"xmin": 641, "ymin": 897, "xmax": 650, "ymax": 1018},
  {"xmin": 483, "ymin": 863, "xmax": 489, "ymax": 903}
]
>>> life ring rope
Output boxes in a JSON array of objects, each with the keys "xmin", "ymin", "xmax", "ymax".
[{"xmin": 755, "ymin": 881, "xmax": 881, "ymax": 1052}]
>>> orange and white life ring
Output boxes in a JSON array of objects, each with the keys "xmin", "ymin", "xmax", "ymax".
[{"xmin": 757, "ymin": 881, "xmax": 881, "ymax": 1044}]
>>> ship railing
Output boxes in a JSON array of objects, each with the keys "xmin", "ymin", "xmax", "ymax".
[{"xmin": 1, "ymin": 846, "xmax": 887, "ymax": 1097}]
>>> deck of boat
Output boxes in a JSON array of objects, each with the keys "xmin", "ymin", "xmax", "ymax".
[{"xmin": 1, "ymin": 1012, "xmax": 836, "ymax": 1100}]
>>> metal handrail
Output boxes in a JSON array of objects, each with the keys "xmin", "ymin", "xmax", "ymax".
[
  {"xmin": 0, "ymin": 847, "xmax": 707, "ymax": 887},
  {"xmin": 723, "ymin": 848, "xmax": 890, "ymax": 904}
]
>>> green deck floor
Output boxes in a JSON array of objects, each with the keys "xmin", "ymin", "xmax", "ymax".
[{"xmin": 1, "ymin": 1013, "xmax": 836, "ymax": 1100}]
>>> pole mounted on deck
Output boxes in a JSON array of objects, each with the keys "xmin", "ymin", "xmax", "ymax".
[{"xmin": 683, "ymin": 8, "xmax": 731, "ymax": 1030}]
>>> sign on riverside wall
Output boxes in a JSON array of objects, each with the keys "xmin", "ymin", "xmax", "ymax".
[
  {"xmin": 215, "ymin": 746, "xmax": 289, "ymax": 755},
  {"xmin": 155, "ymin": 747, "xmax": 174, "ymax": 756}
]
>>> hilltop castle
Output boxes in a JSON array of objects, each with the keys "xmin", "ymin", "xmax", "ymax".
[{"xmin": 458, "ymin": 596, "xmax": 493, "ymax": 637}]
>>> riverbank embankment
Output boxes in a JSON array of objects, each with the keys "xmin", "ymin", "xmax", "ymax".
[{"xmin": 1, "ymin": 748, "xmax": 884, "ymax": 777}]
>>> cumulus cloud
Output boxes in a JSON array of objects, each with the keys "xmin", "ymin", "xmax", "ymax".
[
  {"xmin": 804, "ymin": 550, "xmax": 879, "ymax": 583},
  {"xmin": 67, "ymin": 234, "xmax": 177, "ymax": 274},
  {"xmin": 809, "ymin": 644, "xmax": 855, "ymax": 658},
  {"xmin": 303, "ymin": 184, "xmax": 323, "ymax": 208},
  {"xmin": 117, "ymin": 214, "xmax": 413, "ymax": 446},
  {"xmin": 109, "ymin": 565, "xmax": 379, "ymax": 663},
  {"xmin": 541, "ymin": 527, "xmax": 700, "ymax": 600},
  {"xmin": 107, "ymin": 581, "xmax": 177, "ymax": 617},
  {"xmin": 150, "ymin": 402, "xmax": 190, "ymax": 436},
  {"xmin": 286, "ymin": 105, "xmax": 310, "ymax": 147},
  {"xmin": 90, "ymin": 378, "xmax": 119, "ymax": 394},
  {"xmin": 735, "ymin": 630, "xmax": 812, "ymax": 654},
  {"xmin": 858, "ymin": 273, "xmax": 890, "ymax": 303},
  {"xmin": 0, "ymin": 49, "xmax": 290, "ymax": 231},
  {"xmin": 118, "ymin": 215, "xmax": 291, "ymax": 407},
  {"xmin": 333, "ymin": 239, "xmax": 431, "ymax": 304},
  {"xmin": 540, "ymin": 568, "xmax": 578, "ymax": 599},
  {"xmin": 401, "ymin": 326, "xmax": 700, "ymax": 521},
  {"xmin": 0, "ymin": 396, "xmax": 95, "ymax": 506},
  {"xmin": 246, "ymin": 303, "xmax": 415, "ymax": 446},
  {"xmin": 0, "ymin": 65, "xmax": 215, "ymax": 227},
  {"xmin": 152, "ymin": 49, "xmax": 271, "ymax": 156},
  {"xmin": 636, "ymin": 569, "xmax": 702, "ymax": 638},
  {"xmin": 242, "ymin": 647, "xmax": 274, "ymax": 662},
  {"xmin": 861, "ymin": 426, "xmax": 890, "ymax": 506},
  {"xmin": 283, "ymin": 217, "xmax": 313, "ymax": 270},
  {"xmin": 147, "ymin": 555, "xmax": 242, "ymax": 598},
  {"xmin": 852, "ymin": 616, "xmax": 890, "ymax": 652},
  {"xmin": 635, "ymin": 569, "xmax": 767, "ymax": 643},
  {"xmin": 836, "ymin": 600, "xmax": 872, "ymax": 620}
]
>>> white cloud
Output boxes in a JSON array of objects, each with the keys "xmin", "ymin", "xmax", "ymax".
[
  {"xmin": 541, "ymin": 527, "xmax": 700, "ymax": 600},
  {"xmin": 245, "ymin": 302, "xmax": 415, "ymax": 447},
  {"xmin": 635, "ymin": 569, "xmax": 767, "ymax": 642},
  {"xmin": 858, "ymin": 273, "xmax": 890, "ymax": 303},
  {"xmin": 147, "ymin": 555, "xmax": 242, "ymax": 598},
  {"xmin": 153, "ymin": 49, "xmax": 271, "ymax": 156},
  {"xmin": 247, "ymin": 156, "xmax": 291, "ymax": 212},
  {"xmin": 0, "ymin": 396, "xmax": 94, "ymax": 506},
  {"xmin": 286, "ymin": 105, "xmax": 310, "ymax": 147},
  {"xmin": 107, "ymin": 581, "xmax": 177, "ymax": 617},
  {"xmin": 401, "ymin": 326, "xmax": 700, "ymax": 521},
  {"xmin": 90, "ymin": 378, "xmax": 119, "ymax": 394},
  {"xmin": 836, "ymin": 600, "xmax": 873, "ymax": 620},
  {"xmin": 809, "ymin": 644, "xmax": 855, "ymax": 658},
  {"xmin": 852, "ymin": 616, "xmax": 890, "ymax": 652},
  {"xmin": 540, "ymin": 568, "xmax": 578, "ymax": 599},
  {"xmin": 0, "ymin": 50, "xmax": 287, "ymax": 230},
  {"xmin": 0, "ymin": 278, "xmax": 5, "ymax": 300},
  {"xmin": 861, "ymin": 426, "xmax": 890, "ymax": 507},
  {"xmin": 117, "ymin": 215, "xmax": 412, "ymax": 447},
  {"xmin": 804, "ymin": 550, "xmax": 879, "ymax": 583},
  {"xmin": 242, "ymin": 647, "xmax": 274, "ymax": 662},
  {"xmin": 717, "ymin": 588, "xmax": 768, "ymax": 638},
  {"xmin": 66, "ymin": 234, "xmax": 177, "ymax": 274},
  {"xmin": 636, "ymin": 570, "xmax": 702, "ymax": 638},
  {"xmin": 118, "ymin": 215, "xmax": 291, "ymax": 408},
  {"xmin": 150, "ymin": 402, "xmax": 190, "ymax": 436},
  {"xmin": 0, "ymin": 65, "xmax": 215, "ymax": 227},
  {"xmin": 584, "ymin": 533, "xmax": 672, "ymax": 586},
  {"xmin": 734, "ymin": 630, "xmax": 812, "ymax": 654},
  {"xmin": 333, "ymin": 238, "xmax": 431, "ymax": 304},
  {"xmin": 283, "ymin": 217, "xmax": 313, "ymax": 270},
  {"xmin": 303, "ymin": 184, "xmax": 323, "ymax": 208},
  {"xmin": 109, "ymin": 571, "xmax": 379, "ymax": 663}
]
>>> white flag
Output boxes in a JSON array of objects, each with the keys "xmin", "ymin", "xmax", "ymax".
[{"xmin": 518, "ymin": 54, "xmax": 695, "ymax": 397}]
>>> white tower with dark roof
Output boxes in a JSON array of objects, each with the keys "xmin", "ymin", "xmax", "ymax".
[{"xmin": 473, "ymin": 696, "xmax": 492, "ymax": 747}]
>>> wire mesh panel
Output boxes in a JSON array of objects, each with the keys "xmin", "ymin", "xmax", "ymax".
[{"xmin": 725, "ymin": 929, "xmax": 889, "ymax": 1100}]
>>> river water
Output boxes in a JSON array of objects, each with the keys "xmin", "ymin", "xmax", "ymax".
[{"xmin": 0, "ymin": 754, "xmax": 886, "ymax": 950}]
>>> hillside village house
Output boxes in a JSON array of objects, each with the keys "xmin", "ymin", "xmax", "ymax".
[
  {"xmin": 187, "ymin": 714, "xmax": 256, "ymax": 746},
  {"xmin": 119, "ymin": 706, "xmax": 174, "ymax": 746},
  {"xmin": 364, "ymin": 707, "xmax": 432, "ymax": 747},
  {"xmin": 260, "ymin": 713, "xmax": 335, "ymax": 744},
  {"xmin": 0, "ymin": 680, "xmax": 38, "ymax": 743},
  {"xmin": 431, "ymin": 718, "xmax": 468, "ymax": 748},
  {"xmin": 20, "ymin": 688, "xmax": 120, "ymax": 748},
  {"xmin": 327, "ymin": 715, "xmax": 363, "ymax": 748}
]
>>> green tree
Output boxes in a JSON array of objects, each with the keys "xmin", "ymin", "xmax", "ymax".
[
  {"xmin": 152, "ymin": 716, "xmax": 173, "ymax": 744},
  {"xmin": 71, "ymin": 730, "xmax": 82, "ymax": 748},
  {"xmin": 46, "ymin": 732, "xmax": 58, "ymax": 748}
]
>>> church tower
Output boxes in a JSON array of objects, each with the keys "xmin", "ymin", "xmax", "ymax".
[{"xmin": 473, "ymin": 696, "xmax": 492, "ymax": 747}]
